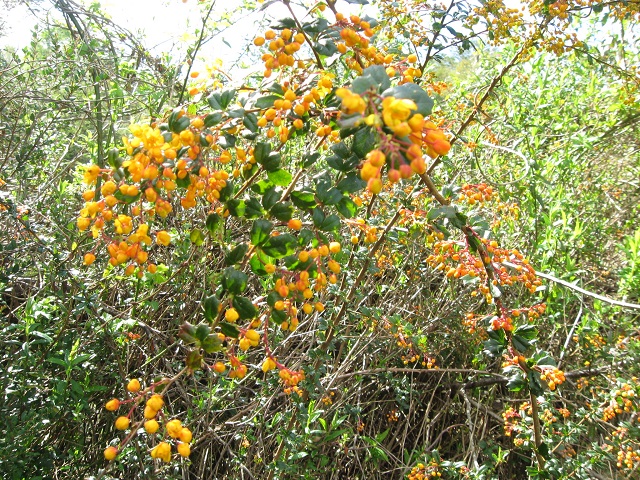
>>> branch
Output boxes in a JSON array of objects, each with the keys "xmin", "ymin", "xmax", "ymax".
[{"xmin": 503, "ymin": 262, "xmax": 640, "ymax": 310}]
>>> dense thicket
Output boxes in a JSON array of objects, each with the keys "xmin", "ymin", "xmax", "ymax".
[{"xmin": 1, "ymin": 1, "xmax": 639, "ymax": 479}]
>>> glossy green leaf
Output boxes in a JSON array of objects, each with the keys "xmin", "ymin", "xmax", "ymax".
[
  {"xmin": 202, "ymin": 295, "xmax": 220, "ymax": 322},
  {"xmin": 232, "ymin": 296, "xmax": 257, "ymax": 320},
  {"xmin": 261, "ymin": 234, "xmax": 297, "ymax": 259},
  {"xmin": 220, "ymin": 322, "xmax": 240, "ymax": 339},
  {"xmin": 206, "ymin": 213, "xmax": 222, "ymax": 235},
  {"xmin": 225, "ymin": 243, "xmax": 248, "ymax": 265},
  {"xmin": 291, "ymin": 190, "xmax": 317, "ymax": 210},
  {"xmin": 190, "ymin": 228, "xmax": 205, "ymax": 246},
  {"xmin": 267, "ymin": 169, "xmax": 293, "ymax": 186},
  {"xmin": 270, "ymin": 202, "xmax": 294, "ymax": 221},
  {"xmin": 222, "ymin": 267, "xmax": 248, "ymax": 294},
  {"xmin": 251, "ymin": 219, "xmax": 273, "ymax": 246}
]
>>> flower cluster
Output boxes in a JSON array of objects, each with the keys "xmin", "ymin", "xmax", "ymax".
[
  {"xmin": 104, "ymin": 379, "xmax": 193, "ymax": 463},
  {"xmin": 335, "ymin": 87, "xmax": 451, "ymax": 194}
]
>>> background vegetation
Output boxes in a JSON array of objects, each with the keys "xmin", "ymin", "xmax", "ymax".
[{"xmin": 1, "ymin": 0, "xmax": 639, "ymax": 479}]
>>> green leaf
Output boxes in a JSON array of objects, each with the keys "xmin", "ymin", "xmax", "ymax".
[
  {"xmin": 538, "ymin": 442, "xmax": 550, "ymax": 460},
  {"xmin": 243, "ymin": 112, "xmax": 259, "ymax": 133},
  {"xmin": 171, "ymin": 115, "xmax": 190, "ymax": 133},
  {"xmin": 263, "ymin": 152, "xmax": 281, "ymax": 171},
  {"xmin": 271, "ymin": 17, "xmax": 297, "ymax": 29},
  {"xmin": 113, "ymin": 189, "xmax": 141, "ymax": 205},
  {"xmin": 206, "ymin": 213, "xmax": 223, "ymax": 235},
  {"xmin": 351, "ymin": 65, "xmax": 390, "ymax": 95},
  {"xmin": 506, "ymin": 372, "xmax": 527, "ymax": 392},
  {"xmin": 185, "ymin": 350, "xmax": 203, "ymax": 370},
  {"xmin": 194, "ymin": 323, "xmax": 211, "ymax": 343},
  {"xmin": 484, "ymin": 338, "xmax": 506, "ymax": 357},
  {"xmin": 228, "ymin": 107, "xmax": 245, "ymax": 119},
  {"xmin": 251, "ymin": 179, "xmax": 275, "ymax": 194},
  {"xmin": 532, "ymin": 352, "xmax": 556, "ymax": 367},
  {"xmin": 291, "ymin": 190, "xmax": 317, "ymax": 210},
  {"xmin": 514, "ymin": 325, "xmax": 537, "ymax": 340},
  {"xmin": 204, "ymin": 112, "xmax": 223, "ymax": 127},
  {"xmin": 336, "ymin": 196, "xmax": 358, "ymax": 218},
  {"xmin": 178, "ymin": 322, "xmax": 198, "ymax": 344},
  {"xmin": 427, "ymin": 205, "xmax": 458, "ymax": 221},
  {"xmin": 261, "ymin": 234, "xmax": 297, "ymax": 259},
  {"xmin": 312, "ymin": 207, "xmax": 326, "ymax": 228},
  {"xmin": 251, "ymin": 220, "xmax": 273, "ymax": 246},
  {"xmin": 250, "ymin": 249, "xmax": 275, "ymax": 276},
  {"xmin": 352, "ymin": 127, "xmax": 377, "ymax": 158},
  {"xmin": 298, "ymin": 228, "xmax": 316, "ymax": 246},
  {"xmin": 512, "ymin": 335, "xmax": 532, "ymax": 353},
  {"xmin": 233, "ymin": 296, "xmax": 258, "ymax": 320},
  {"xmin": 262, "ymin": 187, "xmax": 281, "ymax": 210},
  {"xmin": 320, "ymin": 214, "xmax": 340, "ymax": 232},
  {"xmin": 207, "ymin": 93, "xmax": 222, "ymax": 110},
  {"xmin": 527, "ymin": 370, "xmax": 544, "ymax": 396},
  {"xmin": 330, "ymin": 142, "xmax": 350, "ymax": 158},
  {"xmin": 382, "ymin": 83, "xmax": 434, "ymax": 116},
  {"xmin": 337, "ymin": 173, "xmax": 366, "ymax": 193},
  {"xmin": 220, "ymin": 322, "xmax": 240, "ymax": 338},
  {"xmin": 219, "ymin": 180, "xmax": 234, "ymax": 201},
  {"xmin": 271, "ymin": 309, "xmax": 287, "ymax": 323},
  {"xmin": 176, "ymin": 174, "xmax": 191, "ymax": 189},
  {"xmin": 226, "ymin": 199, "xmax": 246, "ymax": 217},
  {"xmin": 301, "ymin": 17, "xmax": 329, "ymax": 34},
  {"xmin": 245, "ymin": 197, "xmax": 264, "ymax": 218},
  {"xmin": 484, "ymin": 327, "xmax": 507, "ymax": 357},
  {"xmin": 270, "ymin": 202, "xmax": 294, "ymax": 221},
  {"xmin": 226, "ymin": 243, "xmax": 249, "ymax": 265},
  {"xmin": 302, "ymin": 152, "xmax": 320, "ymax": 168},
  {"xmin": 202, "ymin": 295, "xmax": 220, "ymax": 322},
  {"xmin": 317, "ymin": 187, "xmax": 343, "ymax": 206},
  {"xmin": 314, "ymin": 39, "xmax": 338, "ymax": 57},
  {"xmin": 201, "ymin": 335, "xmax": 222, "ymax": 353},
  {"xmin": 254, "ymin": 142, "xmax": 272, "ymax": 164},
  {"xmin": 190, "ymin": 228, "xmax": 205, "ymax": 246},
  {"xmin": 268, "ymin": 169, "xmax": 293, "ymax": 187},
  {"xmin": 220, "ymin": 89, "xmax": 237, "ymax": 109},
  {"xmin": 254, "ymin": 95, "xmax": 281, "ymax": 108},
  {"xmin": 327, "ymin": 152, "xmax": 359, "ymax": 172},
  {"xmin": 222, "ymin": 267, "xmax": 248, "ymax": 294},
  {"xmin": 266, "ymin": 291, "xmax": 282, "ymax": 308}
]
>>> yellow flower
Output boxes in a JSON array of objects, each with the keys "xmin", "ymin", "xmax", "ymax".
[
  {"xmin": 262, "ymin": 357, "xmax": 277, "ymax": 372},
  {"xmin": 177, "ymin": 442, "xmax": 191, "ymax": 457},
  {"xmin": 338, "ymin": 90, "xmax": 367, "ymax": 115},
  {"xmin": 83, "ymin": 164, "xmax": 101, "ymax": 185},
  {"xmin": 381, "ymin": 97, "xmax": 417, "ymax": 129},
  {"xmin": 166, "ymin": 419, "xmax": 182, "ymax": 438},
  {"xmin": 114, "ymin": 215, "xmax": 133, "ymax": 235},
  {"xmin": 146, "ymin": 395, "xmax": 164, "ymax": 412},
  {"xmin": 156, "ymin": 230, "xmax": 171, "ymax": 246},
  {"xmin": 151, "ymin": 442, "xmax": 172, "ymax": 462},
  {"xmin": 179, "ymin": 427, "xmax": 193, "ymax": 443}
]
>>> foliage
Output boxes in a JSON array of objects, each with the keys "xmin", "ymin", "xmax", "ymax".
[{"xmin": 1, "ymin": 0, "xmax": 639, "ymax": 479}]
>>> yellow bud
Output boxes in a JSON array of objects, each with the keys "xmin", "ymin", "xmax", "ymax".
[
  {"xmin": 127, "ymin": 379, "xmax": 141, "ymax": 393},
  {"xmin": 144, "ymin": 419, "xmax": 160, "ymax": 434},
  {"xmin": 115, "ymin": 416, "xmax": 130, "ymax": 430},
  {"xmin": 104, "ymin": 446, "xmax": 118, "ymax": 461}
]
